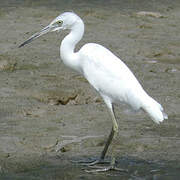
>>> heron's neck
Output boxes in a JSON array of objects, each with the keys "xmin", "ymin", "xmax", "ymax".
[{"xmin": 60, "ymin": 19, "xmax": 84, "ymax": 72}]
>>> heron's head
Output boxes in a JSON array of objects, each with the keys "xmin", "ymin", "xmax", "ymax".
[{"xmin": 19, "ymin": 12, "xmax": 81, "ymax": 48}]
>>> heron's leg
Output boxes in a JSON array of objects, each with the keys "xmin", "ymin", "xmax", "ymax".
[
  {"xmin": 103, "ymin": 103, "xmax": 119, "ymax": 167},
  {"xmin": 109, "ymin": 105, "xmax": 119, "ymax": 167},
  {"xmin": 80, "ymin": 100, "xmax": 117, "ymax": 166},
  {"xmin": 87, "ymin": 105, "xmax": 117, "ymax": 166},
  {"xmin": 86, "ymin": 101, "xmax": 128, "ymax": 172},
  {"xmin": 73, "ymin": 102, "xmax": 116, "ymax": 166},
  {"xmin": 72, "ymin": 127, "xmax": 114, "ymax": 165},
  {"xmin": 100, "ymin": 126, "xmax": 114, "ymax": 160},
  {"xmin": 83, "ymin": 126, "xmax": 114, "ymax": 166}
]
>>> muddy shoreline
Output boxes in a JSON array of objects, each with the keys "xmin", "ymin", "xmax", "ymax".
[{"xmin": 0, "ymin": 0, "xmax": 180, "ymax": 179}]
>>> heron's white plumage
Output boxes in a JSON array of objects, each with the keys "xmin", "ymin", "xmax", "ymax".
[
  {"xmin": 80, "ymin": 43, "xmax": 144, "ymax": 105},
  {"xmin": 78, "ymin": 43, "xmax": 167, "ymax": 123}
]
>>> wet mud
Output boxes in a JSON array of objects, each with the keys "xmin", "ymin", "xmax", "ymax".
[{"xmin": 0, "ymin": 0, "xmax": 180, "ymax": 179}]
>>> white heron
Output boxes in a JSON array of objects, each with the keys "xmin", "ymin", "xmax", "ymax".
[{"xmin": 19, "ymin": 12, "xmax": 168, "ymax": 172}]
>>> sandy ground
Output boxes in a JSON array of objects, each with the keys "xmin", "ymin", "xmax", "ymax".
[{"xmin": 0, "ymin": 0, "xmax": 180, "ymax": 179}]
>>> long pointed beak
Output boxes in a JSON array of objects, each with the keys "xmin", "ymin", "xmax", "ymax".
[{"xmin": 19, "ymin": 25, "xmax": 51, "ymax": 48}]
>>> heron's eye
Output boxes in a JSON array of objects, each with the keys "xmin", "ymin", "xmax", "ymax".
[{"xmin": 57, "ymin": 20, "xmax": 63, "ymax": 25}]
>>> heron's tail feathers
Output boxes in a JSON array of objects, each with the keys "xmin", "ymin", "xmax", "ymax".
[{"xmin": 142, "ymin": 96, "xmax": 168, "ymax": 124}]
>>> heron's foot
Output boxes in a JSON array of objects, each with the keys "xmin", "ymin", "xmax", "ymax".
[
  {"xmin": 71, "ymin": 157, "xmax": 109, "ymax": 166},
  {"xmin": 84, "ymin": 158, "xmax": 108, "ymax": 166},
  {"xmin": 85, "ymin": 164, "xmax": 128, "ymax": 173}
]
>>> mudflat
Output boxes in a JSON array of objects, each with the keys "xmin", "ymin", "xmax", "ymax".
[{"xmin": 0, "ymin": 0, "xmax": 180, "ymax": 179}]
